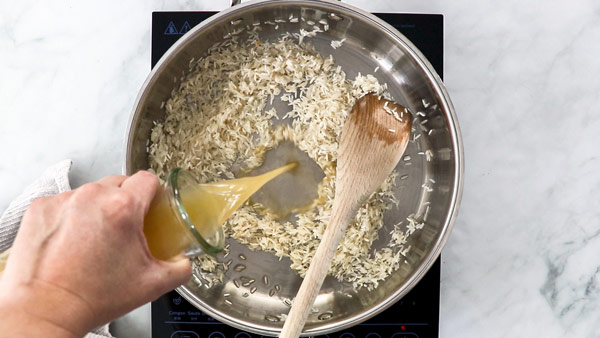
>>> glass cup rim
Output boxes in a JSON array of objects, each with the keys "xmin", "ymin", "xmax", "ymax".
[{"xmin": 167, "ymin": 168, "xmax": 225, "ymax": 255}]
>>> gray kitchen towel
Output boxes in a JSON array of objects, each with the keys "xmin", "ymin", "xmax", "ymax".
[
  {"xmin": 0, "ymin": 159, "xmax": 72, "ymax": 252},
  {"xmin": 0, "ymin": 160, "xmax": 113, "ymax": 338}
]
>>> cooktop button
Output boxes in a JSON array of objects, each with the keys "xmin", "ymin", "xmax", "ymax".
[
  {"xmin": 235, "ymin": 333, "xmax": 252, "ymax": 338},
  {"xmin": 207, "ymin": 331, "xmax": 226, "ymax": 338},
  {"xmin": 170, "ymin": 331, "xmax": 200, "ymax": 338},
  {"xmin": 338, "ymin": 333, "xmax": 356, "ymax": 338},
  {"xmin": 365, "ymin": 333, "xmax": 382, "ymax": 338},
  {"xmin": 391, "ymin": 333, "xmax": 419, "ymax": 338}
]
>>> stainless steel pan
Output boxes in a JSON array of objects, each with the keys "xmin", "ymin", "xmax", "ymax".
[{"xmin": 124, "ymin": 0, "xmax": 463, "ymax": 336}]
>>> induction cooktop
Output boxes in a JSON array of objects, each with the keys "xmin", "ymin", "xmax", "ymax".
[{"xmin": 150, "ymin": 11, "xmax": 444, "ymax": 338}]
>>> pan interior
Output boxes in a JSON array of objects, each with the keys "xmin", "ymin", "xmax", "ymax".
[{"xmin": 126, "ymin": 2, "xmax": 459, "ymax": 336}]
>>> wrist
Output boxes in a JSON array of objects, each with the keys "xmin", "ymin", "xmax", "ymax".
[
  {"xmin": 0, "ymin": 303, "xmax": 80, "ymax": 338},
  {"xmin": 0, "ymin": 279, "xmax": 95, "ymax": 338}
]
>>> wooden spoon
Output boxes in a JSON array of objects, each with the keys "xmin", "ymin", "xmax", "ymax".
[{"xmin": 279, "ymin": 93, "xmax": 412, "ymax": 338}]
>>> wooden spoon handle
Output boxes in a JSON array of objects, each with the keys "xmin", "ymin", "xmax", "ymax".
[
  {"xmin": 279, "ymin": 203, "xmax": 355, "ymax": 338},
  {"xmin": 280, "ymin": 93, "xmax": 411, "ymax": 337}
]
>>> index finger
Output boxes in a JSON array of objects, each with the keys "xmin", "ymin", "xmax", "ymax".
[
  {"xmin": 120, "ymin": 171, "xmax": 160, "ymax": 213},
  {"xmin": 98, "ymin": 175, "xmax": 127, "ymax": 187}
]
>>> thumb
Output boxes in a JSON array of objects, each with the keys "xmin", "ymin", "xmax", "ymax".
[{"xmin": 154, "ymin": 257, "xmax": 193, "ymax": 294}]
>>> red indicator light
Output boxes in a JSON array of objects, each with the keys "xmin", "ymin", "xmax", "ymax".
[{"xmin": 401, "ymin": 325, "xmax": 406, "ymax": 331}]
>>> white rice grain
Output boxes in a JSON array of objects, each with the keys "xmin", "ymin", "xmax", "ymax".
[{"xmin": 330, "ymin": 38, "xmax": 346, "ymax": 49}]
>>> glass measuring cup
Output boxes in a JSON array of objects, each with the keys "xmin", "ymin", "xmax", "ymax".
[{"xmin": 143, "ymin": 168, "xmax": 226, "ymax": 261}]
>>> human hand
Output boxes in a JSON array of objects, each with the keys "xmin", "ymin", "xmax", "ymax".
[{"xmin": 0, "ymin": 171, "xmax": 191, "ymax": 337}]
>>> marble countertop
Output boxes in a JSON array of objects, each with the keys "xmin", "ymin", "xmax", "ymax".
[{"xmin": 2, "ymin": 0, "xmax": 600, "ymax": 337}]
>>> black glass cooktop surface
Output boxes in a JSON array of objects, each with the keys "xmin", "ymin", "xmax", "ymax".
[{"xmin": 150, "ymin": 11, "xmax": 443, "ymax": 338}]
